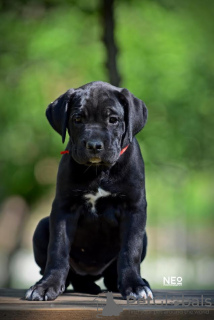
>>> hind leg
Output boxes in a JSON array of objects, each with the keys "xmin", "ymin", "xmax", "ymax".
[
  {"xmin": 69, "ymin": 271, "xmax": 102, "ymax": 294},
  {"xmin": 103, "ymin": 231, "xmax": 150, "ymax": 293},
  {"xmin": 141, "ymin": 231, "xmax": 151, "ymax": 289},
  {"xmin": 103, "ymin": 259, "xmax": 119, "ymax": 292},
  {"xmin": 141, "ymin": 230, "xmax": 147, "ymax": 262},
  {"xmin": 33, "ymin": 217, "xmax": 49, "ymax": 275}
]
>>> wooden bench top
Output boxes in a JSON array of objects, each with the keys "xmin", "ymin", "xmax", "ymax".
[{"xmin": 0, "ymin": 288, "xmax": 213, "ymax": 319}]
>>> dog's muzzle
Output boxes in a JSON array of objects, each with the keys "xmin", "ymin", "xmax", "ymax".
[{"xmin": 85, "ymin": 139, "xmax": 104, "ymax": 164}]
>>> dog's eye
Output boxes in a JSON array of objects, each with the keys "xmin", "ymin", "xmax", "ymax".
[
  {"xmin": 109, "ymin": 117, "xmax": 118, "ymax": 124},
  {"xmin": 73, "ymin": 116, "xmax": 82, "ymax": 124}
]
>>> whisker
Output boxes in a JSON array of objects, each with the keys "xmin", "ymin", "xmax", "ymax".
[{"xmin": 83, "ymin": 164, "xmax": 92, "ymax": 174}]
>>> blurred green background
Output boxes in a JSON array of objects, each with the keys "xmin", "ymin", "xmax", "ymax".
[{"xmin": 0, "ymin": 0, "xmax": 213, "ymax": 290}]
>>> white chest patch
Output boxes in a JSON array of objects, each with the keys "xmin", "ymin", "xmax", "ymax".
[{"xmin": 84, "ymin": 188, "xmax": 111, "ymax": 212}]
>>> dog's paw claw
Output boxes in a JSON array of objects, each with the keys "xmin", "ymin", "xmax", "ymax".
[
  {"xmin": 137, "ymin": 289, "xmax": 147, "ymax": 299},
  {"xmin": 146, "ymin": 287, "xmax": 153, "ymax": 300},
  {"xmin": 137, "ymin": 286, "xmax": 153, "ymax": 300},
  {"xmin": 25, "ymin": 279, "xmax": 65, "ymax": 301},
  {"xmin": 127, "ymin": 286, "xmax": 153, "ymax": 300},
  {"xmin": 60, "ymin": 285, "xmax": 65, "ymax": 294},
  {"xmin": 121, "ymin": 279, "xmax": 153, "ymax": 301},
  {"xmin": 25, "ymin": 287, "xmax": 33, "ymax": 300}
]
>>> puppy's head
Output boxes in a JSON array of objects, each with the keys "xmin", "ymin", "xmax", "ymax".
[{"xmin": 46, "ymin": 81, "xmax": 147, "ymax": 167}]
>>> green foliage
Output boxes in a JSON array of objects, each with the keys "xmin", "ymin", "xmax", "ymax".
[
  {"xmin": 117, "ymin": 0, "xmax": 214, "ymax": 168},
  {"xmin": 0, "ymin": 0, "xmax": 213, "ymax": 229},
  {"xmin": 0, "ymin": 5, "xmax": 105, "ymax": 202}
]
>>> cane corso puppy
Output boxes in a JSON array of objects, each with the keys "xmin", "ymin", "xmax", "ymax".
[{"xmin": 26, "ymin": 81, "xmax": 153, "ymax": 301}]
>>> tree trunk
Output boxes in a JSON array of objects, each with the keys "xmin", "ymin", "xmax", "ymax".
[{"xmin": 100, "ymin": 0, "xmax": 121, "ymax": 87}]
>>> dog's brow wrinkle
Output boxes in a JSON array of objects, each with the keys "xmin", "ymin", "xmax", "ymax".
[{"xmin": 80, "ymin": 90, "xmax": 90, "ymax": 108}]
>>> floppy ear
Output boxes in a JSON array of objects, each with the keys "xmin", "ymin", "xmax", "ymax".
[
  {"xmin": 46, "ymin": 89, "xmax": 75, "ymax": 143},
  {"xmin": 118, "ymin": 88, "xmax": 148, "ymax": 147}
]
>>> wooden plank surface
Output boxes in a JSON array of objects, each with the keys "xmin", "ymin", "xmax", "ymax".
[{"xmin": 0, "ymin": 289, "xmax": 213, "ymax": 319}]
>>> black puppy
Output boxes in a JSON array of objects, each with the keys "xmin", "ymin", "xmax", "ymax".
[{"xmin": 26, "ymin": 81, "xmax": 152, "ymax": 301}]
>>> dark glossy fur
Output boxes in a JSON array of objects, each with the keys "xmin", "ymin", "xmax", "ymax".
[{"xmin": 26, "ymin": 81, "xmax": 152, "ymax": 301}]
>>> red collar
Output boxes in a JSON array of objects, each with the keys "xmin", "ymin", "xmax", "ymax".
[
  {"xmin": 61, "ymin": 145, "xmax": 129, "ymax": 156},
  {"xmin": 119, "ymin": 144, "xmax": 129, "ymax": 156}
]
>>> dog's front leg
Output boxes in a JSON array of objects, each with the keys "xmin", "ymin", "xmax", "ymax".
[
  {"xmin": 118, "ymin": 204, "xmax": 153, "ymax": 300},
  {"xmin": 26, "ymin": 201, "xmax": 80, "ymax": 301}
]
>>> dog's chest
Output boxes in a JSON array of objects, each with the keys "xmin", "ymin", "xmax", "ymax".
[{"xmin": 84, "ymin": 187, "xmax": 111, "ymax": 213}]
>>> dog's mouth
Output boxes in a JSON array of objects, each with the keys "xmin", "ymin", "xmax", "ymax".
[
  {"xmin": 86, "ymin": 157, "xmax": 112, "ymax": 167},
  {"xmin": 89, "ymin": 157, "xmax": 102, "ymax": 164},
  {"xmin": 87, "ymin": 157, "xmax": 105, "ymax": 166},
  {"xmin": 72, "ymin": 148, "xmax": 116, "ymax": 167}
]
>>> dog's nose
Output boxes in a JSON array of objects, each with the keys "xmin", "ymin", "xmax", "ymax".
[{"xmin": 86, "ymin": 140, "xmax": 104, "ymax": 151}]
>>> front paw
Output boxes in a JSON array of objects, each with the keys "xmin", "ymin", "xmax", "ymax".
[
  {"xmin": 25, "ymin": 277, "xmax": 65, "ymax": 301},
  {"xmin": 119, "ymin": 277, "xmax": 153, "ymax": 300}
]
